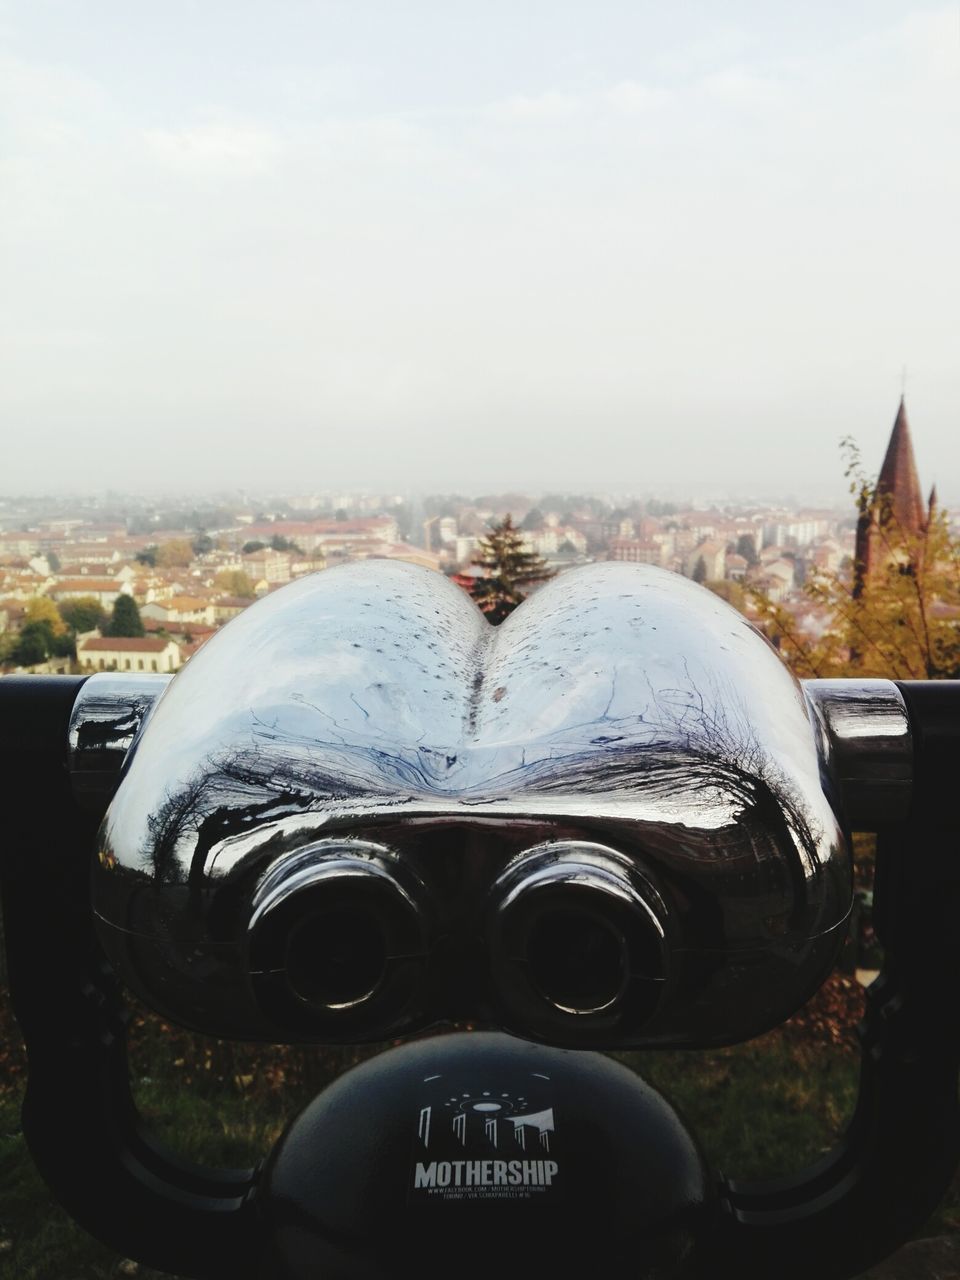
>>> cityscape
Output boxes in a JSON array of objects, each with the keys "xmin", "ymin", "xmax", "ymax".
[
  {"xmin": 2, "ymin": 397, "xmax": 952, "ymax": 678},
  {"xmin": 2, "ymin": 2, "xmax": 958, "ymax": 1274}
]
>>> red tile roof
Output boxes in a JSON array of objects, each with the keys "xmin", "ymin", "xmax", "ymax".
[
  {"xmin": 80, "ymin": 637, "xmax": 175, "ymax": 653},
  {"xmin": 53, "ymin": 578, "xmax": 127, "ymax": 593}
]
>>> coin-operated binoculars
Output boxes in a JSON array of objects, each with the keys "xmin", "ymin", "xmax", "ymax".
[{"xmin": 2, "ymin": 561, "xmax": 959, "ymax": 1279}]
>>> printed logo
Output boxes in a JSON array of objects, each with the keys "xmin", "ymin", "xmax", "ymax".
[{"xmin": 410, "ymin": 1069, "xmax": 560, "ymax": 1203}]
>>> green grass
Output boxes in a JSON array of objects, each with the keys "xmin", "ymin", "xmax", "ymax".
[
  {"xmin": 0, "ymin": 1069, "xmax": 342, "ymax": 1279},
  {"xmin": 0, "ymin": 1029, "xmax": 861, "ymax": 1280},
  {"xmin": 2, "ymin": 1017, "xmax": 959, "ymax": 1277},
  {"xmin": 626, "ymin": 1036, "xmax": 859, "ymax": 1182}
]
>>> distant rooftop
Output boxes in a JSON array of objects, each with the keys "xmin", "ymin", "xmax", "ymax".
[{"xmin": 80, "ymin": 637, "xmax": 174, "ymax": 653}]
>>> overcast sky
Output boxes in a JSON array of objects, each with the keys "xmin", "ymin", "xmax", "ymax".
[{"xmin": 2, "ymin": 2, "xmax": 958, "ymax": 500}]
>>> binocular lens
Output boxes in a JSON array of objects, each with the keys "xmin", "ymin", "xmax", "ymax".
[
  {"xmin": 285, "ymin": 909, "xmax": 387, "ymax": 1010},
  {"xmin": 246, "ymin": 841, "xmax": 429, "ymax": 1038},
  {"xmin": 527, "ymin": 909, "xmax": 626, "ymax": 1013},
  {"xmin": 487, "ymin": 841, "xmax": 668, "ymax": 1042}
]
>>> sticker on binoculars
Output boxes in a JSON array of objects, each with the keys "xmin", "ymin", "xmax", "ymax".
[{"xmin": 410, "ymin": 1071, "xmax": 560, "ymax": 1203}]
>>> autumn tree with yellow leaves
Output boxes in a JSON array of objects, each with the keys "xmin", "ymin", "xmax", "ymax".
[{"xmin": 754, "ymin": 438, "xmax": 960, "ymax": 681}]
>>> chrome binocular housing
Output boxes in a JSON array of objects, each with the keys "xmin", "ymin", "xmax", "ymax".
[{"xmin": 82, "ymin": 560, "xmax": 875, "ymax": 1050}]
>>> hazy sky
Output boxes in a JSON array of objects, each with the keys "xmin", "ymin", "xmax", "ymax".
[{"xmin": 2, "ymin": 2, "xmax": 958, "ymax": 499}]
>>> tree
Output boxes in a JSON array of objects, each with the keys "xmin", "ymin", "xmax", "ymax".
[
  {"xmin": 270, "ymin": 534, "xmax": 303, "ymax": 554},
  {"xmin": 468, "ymin": 515, "xmax": 555, "ymax": 625},
  {"xmin": 59, "ymin": 596, "xmax": 107, "ymax": 634},
  {"xmin": 106, "ymin": 594, "xmax": 145, "ymax": 638},
  {"xmin": 24, "ymin": 596, "xmax": 67, "ymax": 636},
  {"xmin": 813, "ymin": 511, "xmax": 958, "ymax": 678},
  {"xmin": 242, "ymin": 541, "xmax": 267, "ymax": 555},
  {"xmin": 11, "ymin": 623, "xmax": 50, "ymax": 666},
  {"xmin": 520, "ymin": 507, "xmax": 545, "ymax": 531},
  {"xmin": 706, "ymin": 579, "xmax": 746, "ymax": 611},
  {"xmin": 192, "ymin": 533, "xmax": 215, "ymax": 556},
  {"xmin": 10, "ymin": 620, "xmax": 75, "ymax": 666},
  {"xmin": 736, "ymin": 534, "xmax": 759, "ymax": 567},
  {"xmin": 136, "ymin": 545, "xmax": 158, "ymax": 567},
  {"xmin": 155, "ymin": 539, "xmax": 194, "ymax": 569},
  {"xmin": 52, "ymin": 630, "xmax": 76, "ymax": 659},
  {"xmin": 47, "ymin": 550, "xmax": 61, "ymax": 572},
  {"xmin": 753, "ymin": 442, "xmax": 960, "ymax": 680},
  {"xmin": 214, "ymin": 570, "xmax": 256, "ymax": 599},
  {"xmin": 692, "ymin": 556, "xmax": 707, "ymax": 584}
]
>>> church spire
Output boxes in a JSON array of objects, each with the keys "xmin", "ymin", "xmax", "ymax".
[
  {"xmin": 875, "ymin": 396, "xmax": 926, "ymax": 536},
  {"xmin": 853, "ymin": 396, "xmax": 928, "ymax": 598}
]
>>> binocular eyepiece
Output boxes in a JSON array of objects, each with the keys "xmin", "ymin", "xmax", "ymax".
[
  {"xmin": 488, "ymin": 841, "xmax": 667, "ymax": 1031},
  {"xmin": 235, "ymin": 835, "xmax": 669, "ymax": 1043},
  {"xmin": 245, "ymin": 841, "xmax": 430, "ymax": 1034},
  {"xmin": 15, "ymin": 557, "xmax": 958, "ymax": 1280},
  {"xmin": 87, "ymin": 559, "xmax": 859, "ymax": 1049}
]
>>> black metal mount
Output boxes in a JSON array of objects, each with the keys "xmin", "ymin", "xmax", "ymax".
[
  {"xmin": 708, "ymin": 683, "xmax": 960, "ymax": 1279},
  {"xmin": 0, "ymin": 678, "xmax": 259, "ymax": 1277},
  {"xmin": 2, "ymin": 675, "xmax": 960, "ymax": 1279}
]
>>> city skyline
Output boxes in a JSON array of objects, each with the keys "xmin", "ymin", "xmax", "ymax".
[
  {"xmin": 0, "ymin": 388, "xmax": 954, "ymax": 507},
  {"xmin": 2, "ymin": 396, "xmax": 955, "ymax": 682}
]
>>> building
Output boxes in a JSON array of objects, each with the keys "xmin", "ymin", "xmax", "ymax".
[
  {"xmin": 608, "ymin": 537, "xmax": 666, "ymax": 566},
  {"xmin": 243, "ymin": 551, "xmax": 292, "ymax": 585},
  {"xmin": 49, "ymin": 578, "xmax": 135, "ymax": 608},
  {"xmin": 78, "ymin": 636, "xmax": 181, "ymax": 673},
  {"xmin": 437, "ymin": 517, "xmax": 458, "ymax": 545},
  {"xmin": 725, "ymin": 553, "xmax": 748, "ymax": 581},
  {"xmin": 853, "ymin": 397, "xmax": 934, "ymax": 596},
  {"xmin": 240, "ymin": 517, "xmax": 399, "ymax": 553},
  {"xmin": 141, "ymin": 595, "xmax": 216, "ymax": 627},
  {"xmin": 684, "ymin": 539, "xmax": 726, "ymax": 581},
  {"xmin": 809, "ymin": 540, "xmax": 843, "ymax": 575},
  {"xmin": 213, "ymin": 595, "xmax": 254, "ymax": 623},
  {"xmin": 454, "ymin": 535, "xmax": 478, "ymax": 565},
  {"xmin": 521, "ymin": 528, "xmax": 559, "ymax": 557},
  {"xmin": 752, "ymin": 560, "xmax": 796, "ymax": 604}
]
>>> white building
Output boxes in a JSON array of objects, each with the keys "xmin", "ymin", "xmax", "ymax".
[
  {"xmin": 684, "ymin": 540, "xmax": 726, "ymax": 580},
  {"xmin": 79, "ymin": 636, "xmax": 181, "ymax": 673},
  {"xmin": 455, "ymin": 536, "xmax": 479, "ymax": 564},
  {"xmin": 49, "ymin": 578, "xmax": 134, "ymax": 608}
]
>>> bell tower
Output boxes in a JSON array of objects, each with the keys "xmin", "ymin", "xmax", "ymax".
[{"xmin": 853, "ymin": 396, "xmax": 927, "ymax": 597}]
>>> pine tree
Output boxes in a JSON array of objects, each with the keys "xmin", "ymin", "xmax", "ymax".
[
  {"xmin": 106, "ymin": 594, "xmax": 145, "ymax": 638},
  {"xmin": 468, "ymin": 515, "xmax": 555, "ymax": 624}
]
